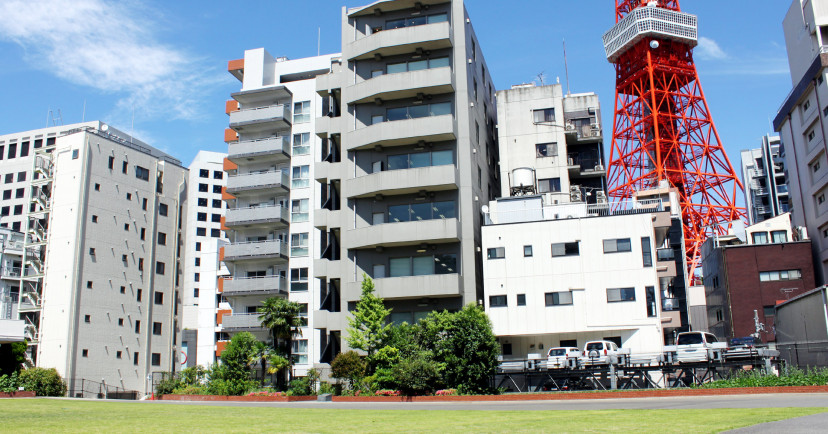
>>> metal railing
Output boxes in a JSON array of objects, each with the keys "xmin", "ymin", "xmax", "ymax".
[{"xmin": 67, "ymin": 378, "xmax": 138, "ymax": 400}]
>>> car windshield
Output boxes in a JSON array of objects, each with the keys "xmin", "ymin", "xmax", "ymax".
[
  {"xmin": 586, "ymin": 343, "xmax": 604, "ymax": 351},
  {"xmin": 677, "ymin": 333, "xmax": 703, "ymax": 345},
  {"xmin": 548, "ymin": 349, "xmax": 566, "ymax": 356}
]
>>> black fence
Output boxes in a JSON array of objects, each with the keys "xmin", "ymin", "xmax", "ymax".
[{"xmin": 67, "ymin": 378, "xmax": 138, "ymax": 400}]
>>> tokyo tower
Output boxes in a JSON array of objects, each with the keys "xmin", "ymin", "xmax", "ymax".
[{"xmin": 603, "ymin": 0, "xmax": 745, "ymax": 277}]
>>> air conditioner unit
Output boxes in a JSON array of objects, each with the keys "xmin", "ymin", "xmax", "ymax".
[
  {"xmin": 590, "ymin": 123, "xmax": 600, "ymax": 130},
  {"xmin": 594, "ymin": 164, "xmax": 604, "ymax": 171},
  {"xmin": 566, "ymin": 123, "xmax": 575, "ymax": 131},
  {"xmin": 596, "ymin": 191, "xmax": 608, "ymax": 204},
  {"xmin": 567, "ymin": 157, "xmax": 575, "ymax": 166}
]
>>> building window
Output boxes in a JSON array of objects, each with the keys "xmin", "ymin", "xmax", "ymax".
[
  {"xmin": 517, "ymin": 294, "xmax": 526, "ymax": 306},
  {"xmin": 211, "ymin": 228, "xmax": 221, "ymax": 238},
  {"xmin": 159, "ymin": 203, "xmax": 168, "ymax": 216},
  {"xmin": 538, "ymin": 178, "xmax": 561, "ymax": 193},
  {"xmin": 820, "ymin": 194, "xmax": 826, "ymax": 205},
  {"xmin": 196, "ymin": 227, "xmax": 206, "ymax": 236},
  {"xmin": 108, "ymin": 156, "xmax": 115, "ymax": 169},
  {"xmin": 292, "ymin": 165, "xmax": 310, "ymax": 188},
  {"xmin": 607, "ymin": 287, "xmax": 636, "ymax": 302},
  {"xmin": 752, "ymin": 232, "xmax": 769, "ymax": 244},
  {"xmin": 759, "ymin": 269, "xmax": 802, "ymax": 281},
  {"xmin": 194, "ymin": 258, "xmax": 200, "ymax": 267},
  {"xmin": 387, "ymin": 201, "xmax": 456, "ymax": 223},
  {"xmin": 142, "ymin": 198, "xmax": 147, "ymax": 210},
  {"xmin": 94, "ymin": 183, "xmax": 100, "ymax": 191},
  {"xmin": 82, "ymin": 349, "xmax": 88, "ymax": 357},
  {"xmin": 524, "ymin": 245, "xmax": 533, "ymax": 257},
  {"xmin": 197, "ymin": 212, "xmax": 207, "ymax": 222},
  {"xmin": 291, "ymin": 268, "xmax": 308, "ymax": 292},
  {"xmin": 118, "ymin": 317, "xmax": 124, "ymax": 326},
  {"xmin": 291, "ymin": 340, "xmax": 308, "ymax": 365},
  {"xmin": 199, "ymin": 169, "xmax": 209, "ymax": 178},
  {"xmin": 17, "ymin": 172, "xmax": 26, "ymax": 182},
  {"xmin": 126, "ymin": 193, "xmax": 132, "ymax": 201},
  {"xmin": 646, "ymin": 286, "xmax": 657, "ymax": 317},
  {"xmin": 154, "ymin": 291, "xmax": 164, "ymax": 305},
  {"xmin": 138, "ymin": 258, "xmax": 144, "ymax": 272},
  {"xmin": 158, "ymin": 232, "xmax": 167, "ymax": 245},
  {"xmin": 385, "ymin": 101, "xmax": 452, "ymax": 122},
  {"xmin": 120, "ymin": 286, "xmax": 126, "ymax": 294},
  {"xmin": 640, "ymin": 237, "xmax": 654, "ymax": 268},
  {"xmin": 387, "ymin": 150, "xmax": 454, "ymax": 171},
  {"xmin": 808, "ymin": 130, "xmax": 816, "ymax": 142},
  {"xmin": 86, "ymin": 281, "xmax": 93, "ymax": 289},
  {"xmin": 197, "ymin": 198, "xmax": 208, "ymax": 207},
  {"xmin": 71, "ymin": 149, "xmax": 79, "ymax": 159},
  {"xmin": 193, "ymin": 273, "xmax": 200, "ymax": 282},
  {"xmin": 84, "ymin": 314, "xmax": 91, "ymax": 323},
  {"xmin": 536, "ymin": 143, "xmax": 557, "ymax": 158},
  {"xmin": 291, "ymin": 233, "xmax": 309, "ymax": 257},
  {"xmin": 603, "ymin": 238, "xmax": 632, "ymax": 253},
  {"xmin": 212, "ymin": 213, "xmax": 221, "ymax": 223},
  {"xmin": 213, "ymin": 185, "xmax": 222, "ymax": 194},
  {"xmin": 489, "ymin": 295, "xmax": 507, "ymax": 307},
  {"xmin": 293, "ymin": 133, "xmax": 310, "ymax": 155},
  {"xmin": 140, "ymin": 227, "xmax": 146, "ymax": 240},
  {"xmin": 212, "ymin": 199, "xmax": 222, "ymax": 209},
  {"xmin": 0, "ymin": 206, "xmax": 7, "ymax": 216},
  {"xmin": 195, "ymin": 242, "xmax": 201, "ymax": 251},
  {"xmin": 194, "ymin": 288, "xmax": 199, "ymax": 298},
  {"xmin": 122, "ymin": 161, "xmax": 128, "ymax": 174},
  {"xmin": 388, "ymin": 254, "xmax": 458, "ymax": 277},
  {"xmin": 135, "ymin": 320, "xmax": 141, "ymax": 333},
  {"xmin": 545, "ymin": 291, "xmax": 573, "ymax": 306},
  {"xmin": 486, "ymin": 247, "xmax": 505, "ymax": 259},
  {"xmin": 551, "ymin": 242, "xmax": 579, "ymax": 257},
  {"xmin": 533, "ymin": 108, "xmax": 555, "ymax": 124},
  {"xmin": 116, "ymin": 351, "xmax": 122, "ymax": 359},
  {"xmin": 763, "ymin": 305, "xmax": 775, "ymax": 317},
  {"xmin": 292, "ymin": 199, "xmax": 309, "ymax": 222},
  {"xmin": 15, "ymin": 188, "xmax": 23, "ymax": 199},
  {"xmin": 13, "ymin": 205, "xmax": 22, "ymax": 215},
  {"xmin": 198, "ymin": 183, "xmax": 208, "ymax": 193},
  {"xmin": 771, "ymin": 230, "xmax": 788, "ymax": 243},
  {"xmin": 133, "ymin": 352, "xmax": 139, "ymax": 365},
  {"xmin": 135, "ymin": 166, "xmax": 150, "ymax": 181},
  {"xmin": 213, "ymin": 171, "xmax": 223, "ymax": 180},
  {"xmin": 155, "ymin": 262, "xmax": 165, "ymax": 275},
  {"xmin": 151, "ymin": 353, "xmax": 161, "ymax": 366},
  {"xmin": 124, "ymin": 223, "xmax": 130, "ymax": 231},
  {"xmin": 386, "ymin": 56, "xmax": 449, "ymax": 75},
  {"xmin": 153, "ymin": 322, "xmax": 162, "ymax": 335},
  {"xmin": 294, "ymin": 101, "xmax": 311, "ymax": 124}
]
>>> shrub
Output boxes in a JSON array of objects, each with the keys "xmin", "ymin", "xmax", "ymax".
[
  {"xmin": 331, "ymin": 351, "xmax": 366, "ymax": 388},
  {"xmin": 699, "ymin": 367, "xmax": 828, "ymax": 389},
  {"xmin": 435, "ymin": 389, "xmax": 457, "ymax": 396},
  {"xmin": 171, "ymin": 385, "xmax": 208, "ymax": 395},
  {"xmin": 375, "ymin": 389, "xmax": 401, "ymax": 396},
  {"xmin": 318, "ymin": 382, "xmax": 336, "ymax": 395},
  {"xmin": 0, "ymin": 372, "xmax": 20, "ymax": 392},
  {"xmin": 247, "ymin": 391, "xmax": 284, "ymax": 397},
  {"xmin": 18, "ymin": 368, "xmax": 66, "ymax": 396},
  {"xmin": 287, "ymin": 377, "xmax": 314, "ymax": 396},
  {"xmin": 391, "ymin": 350, "xmax": 444, "ymax": 396}
]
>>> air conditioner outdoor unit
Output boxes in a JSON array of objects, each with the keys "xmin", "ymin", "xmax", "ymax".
[
  {"xmin": 590, "ymin": 124, "xmax": 600, "ymax": 130},
  {"xmin": 567, "ymin": 157, "xmax": 575, "ymax": 166},
  {"xmin": 594, "ymin": 164, "xmax": 605, "ymax": 171},
  {"xmin": 566, "ymin": 123, "xmax": 575, "ymax": 131}
]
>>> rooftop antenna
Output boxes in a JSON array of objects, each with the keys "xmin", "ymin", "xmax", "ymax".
[
  {"xmin": 563, "ymin": 38, "xmax": 571, "ymax": 96},
  {"xmin": 317, "ymin": 27, "xmax": 321, "ymax": 56},
  {"xmin": 130, "ymin": 106, "xmax": 135, "ymax": 144},
  {"xmin": 535, "ymin": 71, "xmax": 546, "ymax": 86},
  {"xmin": 82, "ymin": 99, "xmax": 87, "ymax": 123}
]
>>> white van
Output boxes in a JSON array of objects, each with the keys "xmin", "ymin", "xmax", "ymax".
[
  {"xmin": 546, "ymin": 347, "xmax": 580, "ymax": 369},
  {"xmin": 675, "ymin": 331, "xmax": 726, "ymax": 363},
  {"xmin": 581, "ymin": 340, "xmax": 619, "ymax": 365}
]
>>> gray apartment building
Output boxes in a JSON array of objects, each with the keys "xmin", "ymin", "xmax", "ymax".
[
  {"xmin": 740, "ymin": 135, "xmax": 791, "ymax": 225},
  {"xmin": 312, "ymin": 0, "xmax": 499, "ymax": 364}
]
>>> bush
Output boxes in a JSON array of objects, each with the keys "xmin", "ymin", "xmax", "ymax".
[
  {"xmin": 156, "ymin": 366, "xmax": 208, "ymax": 396},
  {"xmin": 391, "ymin": 350, "xmax": 444, "ymax": 396},
  {"xmin": 0, "ymin": 372, "xmax": 20, "ymax": 392},
  {"xmin": 18, "ymin": 368, "xmax": 66, "ymax": 396},
  {"xmin": 375, "ymin": 389, "xmax": 401, "ymax": 396},
  {"xmin": 247, "ymin": 391, "xmax": 284, "ymax": 397},
  {"xmin": 331, "ymin": 351, "xmax": 366, "ymax": 388},
  {"xmin": 286, "ymin": 373, "xmax": 318, "ymax": 396},
  {"xmin": 318, "ymin": 382, "xmax": 336, "ymax": 395},
  {"xmin": 171, "ymin": 385, "xmax": 208, "ymax": 395},
  {"xmin": 699, "ymin": 367, "xmax": 828, "ymax": 389},
  {"xmin": 435, "ymin": 389, "xmax": 457, "ymax": 396}
]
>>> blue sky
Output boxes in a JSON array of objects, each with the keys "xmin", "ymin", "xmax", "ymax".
[{"xmin": 0, "ymin": 0, "xmax": 794, "ymax": 170}]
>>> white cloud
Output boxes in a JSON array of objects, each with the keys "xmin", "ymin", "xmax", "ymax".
[
  {"xmin": 0, "ymin": 0, "xmax": 227, "ymax": 122},
  {"xmin": 696, "ymin": 36, "xmax": 728, "ymax": 60}
]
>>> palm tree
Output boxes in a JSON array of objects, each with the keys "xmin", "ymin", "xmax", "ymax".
[
  {"xmin": 248, "ymin": 341, "xmax": 273, "ymax": 386},
  {"xmin": 258, "ymin": 297, "xmax": 303, "ymax": 387}
]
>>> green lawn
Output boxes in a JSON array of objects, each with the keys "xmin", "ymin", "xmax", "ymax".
[{"xmin": 3, "ymin": 399, "xmax": 824, "ymax": 433}]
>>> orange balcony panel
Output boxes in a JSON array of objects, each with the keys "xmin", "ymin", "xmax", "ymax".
[
  {"xmin": 217, "ymin": 309, "xmax": 231, "ymax": 326},
  {"xmin": 221, "ymin": 186, "xmax": 236, "ymax": 201},
  {"xmin": 220, "ymin": 216, "xmax": 228, "ymax": 232},
  {"xmin": 225, "ymin": 100, "xmax": 239, "ymax": 115},
  {"xmin": 219, "ymin": 246, "xmax": 225, "ymax": 262},
  {"xmin": 223, "ymin": 157, "xmax": 238, "ymax": 171},
  {"xmin": 217, "ymin": 277, "xmax": 224, "ymax": 294},
  {"xmin": 228, "ymin": 59, "xmax": 244, "ymax": 72},
  {"xmin": 216, "ymin": 340, "xmax": 229, "ymax": 357},
  {"xmin": 224, "ymin": 128, "xmax": 238, "ymax": 143}
]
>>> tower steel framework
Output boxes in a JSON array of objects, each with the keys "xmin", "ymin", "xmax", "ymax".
[{"xmin": 603, "ymin": 0, "xmax": 745, "ymax": 277}]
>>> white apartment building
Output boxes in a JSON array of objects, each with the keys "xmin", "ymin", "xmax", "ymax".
[
  {"xmin": 740, "ymin": 135, "xmax": 791, "ymax": 225},
  {"xmin": 482, "ymin": 191, "xmax": 685, "ymax": 358},
  {"xmin": 496, "ymin": 84, "xmax": 605, "ymax": 203},
  {"xmin": 0, "ymin": 228, "xmax": 25, "ymax": 343},
  {"xmin": 223, "ymin": 51, "xmax": 339, "ymax": 375},
  {"xmin": 182, "ymin": 151, "xmax": 227, "ymax": 368},
  {"xmin": 775, "ymin": 0, "xmax": 828, "ymax": 284},
  {"xmin": 0, "ymin": 123, "xmax": 187, "ymax": 396}
]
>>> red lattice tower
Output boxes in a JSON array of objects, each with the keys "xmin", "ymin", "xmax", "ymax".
[{"xmin": 603, "ymin": 0, "xmax": 745, "ymax": 277}]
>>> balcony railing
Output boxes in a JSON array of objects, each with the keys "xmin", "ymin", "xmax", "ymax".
[
  {"xmin": 221, "ymin": 313, "xmax": 265, "ymax": 330},
  {"xmin": 656, "ymin": 248, "xmax": 675, "ymax": 261},
  {"xmin": 229, "ymin": 104, "xmax": 291, "ymax": 130},
  {"xmin": 225, "ymin": 205, "xmax": 289, "ymax": 227},
  {"xmin": 223, "ymin": 240, "xmax": 287, "ymax": 261},
  {"xmin": 228, "ymin": 136, "xmax": 290, "ymax": 161},
  {"xmin": 1, "ymin": 267, "xmax": 22, "ymax": 278},
  {"xmin": 662, "ymin": 298, "xmax": 680, "ymax": 311},
  {"xmin": 226, "ymin": 170, "xmax": 290, "ymax": 194},
  {"xmin": 223, "ymin": 276, "xmax": 287, "ymax": 296}
]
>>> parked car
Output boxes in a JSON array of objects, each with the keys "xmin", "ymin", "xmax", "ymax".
[
  {"xmin": 546, "ymin": 347, "xmax": 580, "ymax": 369},
  {"xmin": 581, "ymin": 340, "xmax": 619, "ymax": 365},
  {"xmin": 675, "ymin": 331, "xmax": 726, "ymax": 363}
]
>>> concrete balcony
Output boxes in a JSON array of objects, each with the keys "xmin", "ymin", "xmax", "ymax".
[
  {"xmin": 313, "ymin": 208, "xmax": 342, "ymax": 229},
  {"xmin": 346, "ymin": 218, "xmax": 460, "ymax": 250},
  {"xmin": 1, "ymin": 266, "xmax": 22, "ymax": 280},
  {"xmin": 226, "ymin": 170, "xmax": 289, "ymax": 195},
  {"xmin": 223, "ymin": 240, "xmax": 288, "ymax": 264},
  {"xmin": 0, "ymin": 319, "xmax": 26, "ymax": 343},
  {"xmin": 347, "ymin": 164, "xmax": 458, "ymax": 199},
  {"xmin": 347, "ymin": 21, "xmax": 452, "ymax": 61},
  {"xmin": 229, "ymin": 104, "xmax": 291, "ymax": 133},
  {"xmin": 313, "ymin": 258, "xmax": 341, "ymax": 279},
  {"xmin": 343, "ymin": 273, "xmax": 462, "ymax": 302},
  {"xmin": 346, "ymin": 114, "xmax": 455, "ymax": 151},
  {"xmin": 222, "ymin": 276, "xmax": 287, "ymax": 296},
  {"xmin": 221, "ymin": 313, "xmax": 266, "ymax": 331},
  {"xmin": 315, "ymin": 72, "xmax": 341, "ymax": 96},
  {"xmin": 228, "ymin": 136, "xmax": 290, "ymax": 164},
  {"xmin": 314, "ymin": 161, "xmax": 346, "ymax": 183},
  {"xmin": 315, "ymin": 115, "xmax": 343, "ymax": 139},
  {"xmin": 224, "ymin": 205, "xmax": 289, "ymax": 229},
  {"xmin": 347, "ymin": 67, "xmax": 453, "ymax": 105},
  {"xmin": 656, "ymin": 260, "xmax": 677, "ymax": 278}
]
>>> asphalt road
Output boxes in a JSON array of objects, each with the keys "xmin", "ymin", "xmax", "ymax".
[{"xmin": 131, "ymin": 393, "xmax": 828, "ymax": 411}]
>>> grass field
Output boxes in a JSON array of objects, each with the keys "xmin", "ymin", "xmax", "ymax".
[{"xmin": 3, "ymin": 399, "xmax": 825, "ymax": 433}]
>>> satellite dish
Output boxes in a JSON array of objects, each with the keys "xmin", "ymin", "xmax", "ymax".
[
  {"xmin": 101, "ymin": 124, "xmax": 109, "ymax": 131},
  {"xmin": 650, "ymin": 40, "xmax": 660, "ymax": 49}
]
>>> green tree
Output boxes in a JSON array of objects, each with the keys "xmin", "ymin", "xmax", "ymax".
[
  {"xmin": 18, "ymin": 367, "xmax": 66, "ymax": 397},
  {"xmin": 248, "ymin": 341, "xmax": 275, "ymax": 386},
  {"xmin": 210, "ymin": 332, "xmax": 258, "ymax": 395},
  {"xmin": 346, "ymin": 274, "xmax": 392, "ymax": 358},
  {"xmin": 416, "ymin": 304, "xmax": 499, "ymax": 394},
  {"xmin": 0, "ymin": 341, "xmax": 28, "ymax": 376},
  {"xmin": 258, "ymin": 297, "xmax": 303, "ymax": 385},
  {"xmin": 330, "ymin": 350, "xmax": 366, "ymax": 389}
]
